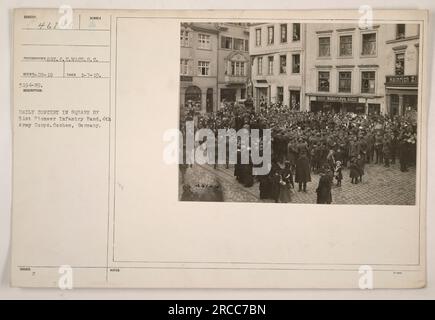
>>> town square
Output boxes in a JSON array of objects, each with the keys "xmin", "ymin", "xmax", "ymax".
[{"xmin": 178, "ymin": 22, "xmax": 419, "ymax": 204}]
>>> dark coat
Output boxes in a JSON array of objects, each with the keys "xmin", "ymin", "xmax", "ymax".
[
  {"xmin": 270, "ymin": 171, "xmax": 281, "ymax": 201},
  {"xmin": 316, "ymin": 174, "xmax": 332, "ymax": 204},
  {"xmin": 287, "ymin": 143, "xmax": 298, "ymax": 165},
  {"xmin": 280, "ymin": 167, "xmax": 294, "ymax": 188},
  {"xmin": 334, "ymin": 167, "xmax": 343, "ymax": 181},
  {"xmin": 357, "ymin": 158, "xmax": 365, "ymax": 176},
  {"xmin": 267, "ymin": 163, "xmax": 281, "ymax": 201},
  {"xmin": 278, "ymin": 167, "xmax": 294, "ymax": 203},
  {"xmin": 334, "ymin": 150, "xmax": 344, "ymax": 163},
  {"xmin": 295, "ymin": 155, "xmax": 311, "ymax": 183},
  {"xmin": 234, "ymin": 149, "xmax": 242, "ymax": 178},
  {"xmin": 259, "ymin": 175, "xmax": 271, "ymax": 199},
  {"xmin": 349, "ymin": 162, "xmax": 359, "ymax": 178},
  {"xmin": 398, "ymin": 140, "xmax": 409, "ymax": 162},
  {"xmin": 240, "ymin": 163, "xmax": 254, "ymax": 187}
]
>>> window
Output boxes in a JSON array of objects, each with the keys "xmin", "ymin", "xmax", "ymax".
[
  {"xmin": 280, "ymin": 24, "xmax": 287, "ymax": 43},
  {"xmin": 319, "ymin": 37, "xmax": 330, "ymax": 57},
  {"xmin": 255, "ymin": 28, "xmax": 261, "ymax": 46},
  {"xmin": 395, "ymin": 53, "xmax": 405, "ymax": 75},
  {"xmin": 180, "ymin": 59, "xmax": 190, "ymax": 75},
  {"xmin": 230, "ymin": 61, "xmax": 245, "ymax": 76},
  {"xmin": 234, "ymin": 38, "xmax": 244, "ymax": 51},
  {"xmin": 198, "ymin": 61, "xmax": 210, "ymax": 76},
  {"xmin": 293, "ymin": 23, "xmax": 301, "ymax": 41},
  {"xmin": 241, "ymin": 88, "xmax": 246, "ymax": 99},
  {"xmin": 221, "ymin": 36, "xmax": 232, "ymax": 49},
  {"xmin": 396, "ymin": 24, "xmax": 406, "ymax": 39},
  {"xmin": 292, "ymin": 54, "xmax": 300, "ymax": 73},
  {"xmin": 362, "ymin": 33, "xmax": 376, "ymax": 56},
  {"xmin": 318, "ymin": 71, "xmax": 330, "ymax": 92},
  {"xmin": 361, "ymin": 71, "xmax": 376, "ymax": 94},
  {"xmin": 244, "ymin": 39, "xmax": 249, "ymax": 52},
  {"xmin": 339, "ymin": 35, "xmax": 352, "ymax": 56},
  {"xmin": 257, "ymin": 57, "xmax": 263, "ymax": 75},
  {"xmin": 277, "ymin": 87, "xmax": 284, "ymax": 103},
  {"xmin": 180, "ymin": 30, "xmax": 190, "ymax": 47},
  {"xmin": 290, "ymin": 90, "xmax": 300, "ymax": 110},
  {"xmin": 338, "ymin": 71, "xmax": 352, "ymax": 93},
  {"xmin": 198, "ymin": 34, "xmax": 211, "ymax": 49},
  {"xmin": 267, "ymin": 26, "xmax": 274, "ymax": 45},
  {"xmin": 279, "ymin": 55, "xmax": 286, "ymax": 74},
  {"xmin": 268, "ymin": 56, "xmax": 274, "ymax": 75}
]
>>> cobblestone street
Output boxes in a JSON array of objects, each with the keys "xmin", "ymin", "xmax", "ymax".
[{"xmin": 180, "ymin": 162, "xmax": 416, "ymax": 205}]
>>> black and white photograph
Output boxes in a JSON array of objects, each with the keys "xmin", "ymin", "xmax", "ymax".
[
  {"xmin": 178, "ymin": 22, "xmax": 420, "ymax": 205},
  {"xmin": 6, "ymin": 6, "xmax": 429, "ymax": 293}
]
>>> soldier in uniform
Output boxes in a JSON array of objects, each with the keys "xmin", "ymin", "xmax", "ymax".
[
  {"xmin": 295, "ymin": 152, "xmax": 311, "ymax": 192},
  {"xmin": 366, "ymin": 131, "xmax": 375, "ymax": 164},
  {"xmin": 398, "ymin": 136, "xmax": 410, "ymax": 172},
  {"xmin": 374, "ymin": 131, "xmax": 384, "ymax": 164}
]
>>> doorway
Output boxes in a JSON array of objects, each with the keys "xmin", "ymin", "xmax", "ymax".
[{"xmin": 289, "ymin": 90, "xmax": 300, "ymax": 110}]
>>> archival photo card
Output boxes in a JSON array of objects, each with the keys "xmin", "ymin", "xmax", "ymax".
[{"xmin": 11, "ymin": 9, "xmax": 428, "ymax": 288}]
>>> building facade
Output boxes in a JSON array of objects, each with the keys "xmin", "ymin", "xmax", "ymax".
[
  {"xmin": 180, "ymin": 22, "xmax": 420, "ymax": 115},
  {"xmin": 217, "ymin": 23, "xmax": 250, "ymax": 106},
  {"xmin": 180, "ymin": 23, "xmax": 219, "ymax": 113},
  {"xmin": 304, "ymin": 23, "xmax": 390, "ymax": 114},
  {"xmin": 179, "ymin": 23, "xmax": 250, "ymax": 113},
  {"xmin": 249, "ymin": 23, "xmax": 305, "ymax": 110},
  {"xmin": 383, "ymin": 23, "xmax": 419, "ymax": 116}
]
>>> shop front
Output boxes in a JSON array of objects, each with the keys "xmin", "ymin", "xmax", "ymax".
[
  {"xmin": 220, "ymin": 88, "xmax": 237, "ymax": 103},
  {"xmin": 183, "ymin": 85, "xmax": 202, "ymax": 112},
  {"xmin": 385, "ymin": 75, "xmax": 418, "ymax": 116},
  {"xmin": 309, "ymin": 95, "xmax": 366, "ymax": 114},
  {"xmin": 386, "ymin": 92, "xmax": 418, "ymax": 116}
]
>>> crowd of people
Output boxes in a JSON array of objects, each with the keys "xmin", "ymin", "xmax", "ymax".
[{"xmin": 180, "ymin": 100, "xmax": 417, "ymax": 204}]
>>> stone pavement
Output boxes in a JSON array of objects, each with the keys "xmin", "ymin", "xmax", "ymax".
[{"xmin": 180, "ymin": 162, "xmax": 416, "ymax": 205}]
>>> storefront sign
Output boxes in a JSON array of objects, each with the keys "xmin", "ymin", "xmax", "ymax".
[
  {"xmin": 180, "ymin": 75, "xmax": 193, "ymax": 82},
  {"xmin": 315, "ymin": 95, "xmax": 359, "ymax": 103}
]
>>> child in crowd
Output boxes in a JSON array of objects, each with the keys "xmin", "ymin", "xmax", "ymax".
[{"xmin": 334, "ymin": 161, "xmax": 343, "ymax": 187}]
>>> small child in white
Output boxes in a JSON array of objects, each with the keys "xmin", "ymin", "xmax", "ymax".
[{"xmin": 334, "ymin": 160, "xmax": 343, "ymax": 187}]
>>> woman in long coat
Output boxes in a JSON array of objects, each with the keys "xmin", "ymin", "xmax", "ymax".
[
  {"xmin": 295, "ymin": 153, "xmax": 311, "ymax": 192},
  {"xmin": 258, "ymin": 174, "xmax": 271, "ymax": 199},
  {"xmin": 268, "ymin": 161, "xmax": 281, "ymax": 202},
  {"xmin": 234, "ymin": 147, "xmax": 242, "ymax": 181},
  {"xmin": 316, "ymin": 169, "xmax": 332, "ymax": 204},
  {"xmin": 278, "ymin": 161, "xmax": 294, "ymax": 203}
]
